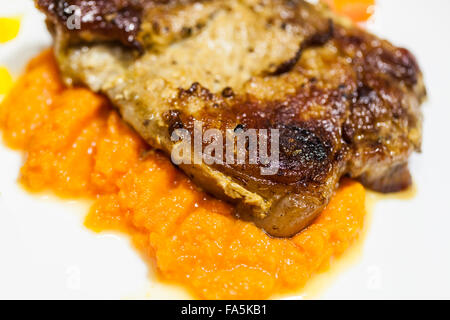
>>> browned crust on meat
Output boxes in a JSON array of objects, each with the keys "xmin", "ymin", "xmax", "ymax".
[
  {"xmin": 36, "ymin": 0, "xmax": 145, "ymax": 48},
  {"xmin": 36, "ymin": 0, "xmax": 222, "ymax": 50},
  {"xmin": 166, "ymin": 22, "xmax": 425, "ymax": 194},
  {"xmin": 36, "ymin": 0, "xmax": 426, "ymax": 237}
]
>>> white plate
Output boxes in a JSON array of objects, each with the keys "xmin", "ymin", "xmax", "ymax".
[{"xmin": 1, "ymin": 0, "xmax": 449, "ymax": 299}]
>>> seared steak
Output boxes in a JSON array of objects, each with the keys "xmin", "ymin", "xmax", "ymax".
[{"xmin": 36, "ymin": 0, "xmax": 426, "ymax": 237}]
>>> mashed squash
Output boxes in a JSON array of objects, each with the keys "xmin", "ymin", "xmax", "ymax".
[
  {"xmin": 0, "ymin": 50, "xmax": 366, "ymax": 299},
  {"xmin": 323, "ymin": 0, "xmax": 375, "ymax": 23},
  {"xmin": 0, "ymin": 67, "xmax": 14, "ymax": 96}
]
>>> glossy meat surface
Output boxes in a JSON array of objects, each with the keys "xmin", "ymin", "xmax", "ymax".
[{"xmin": 36, "ymin": 0, "xmax": 426, "ymax": 237}]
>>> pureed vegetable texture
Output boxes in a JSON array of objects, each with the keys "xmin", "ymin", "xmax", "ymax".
[
  {"xmin": 323, "ymin": 0, "xmax": 375, "ymax": 23},
  {"xmin": 0, "ymin": 50, "xmax": 366, "ymax": 299}
]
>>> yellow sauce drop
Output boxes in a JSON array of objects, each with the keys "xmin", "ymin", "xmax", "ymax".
[{"xmin": 0, "ymin": 17, "xmax": 21, "ymax": 43}]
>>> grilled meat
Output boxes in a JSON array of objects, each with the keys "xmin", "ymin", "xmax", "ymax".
[{"xmin": 36, "ymin": 0, "xmax": 426, "ymax": 237}]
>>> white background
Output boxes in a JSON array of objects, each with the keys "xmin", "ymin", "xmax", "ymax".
[{"xmin": 0, "ymin": 0, "xmax": 449, "ymax": 299}]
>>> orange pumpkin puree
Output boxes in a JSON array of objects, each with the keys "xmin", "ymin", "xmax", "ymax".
[
  {"xmin": 0, "ymin": 50, "xmax": 366, "ymax": 299},
  {"xmin": 323, "ymin": 0, "xmax": 375, "ymax": 23}
]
